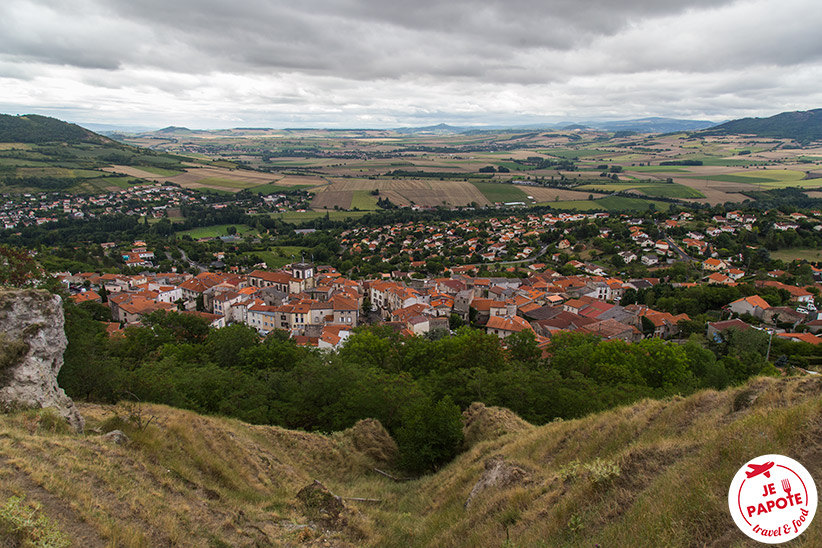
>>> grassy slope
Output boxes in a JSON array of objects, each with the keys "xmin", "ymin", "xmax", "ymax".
[
  {"xmin": 372, "ymin": 376, "xmax": 822, "ymax": 548},
  {"xmin": 0, "ymin": 403, "xmax": 398, "ymax": 548},
  {"xmin": 2, "ymin": 377, "xmax": 821, "ymax": 547}
]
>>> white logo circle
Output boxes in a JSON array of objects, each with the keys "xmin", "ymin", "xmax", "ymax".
[{"xmin": 729, "ymin": 454, "xmax": 817, "ymax": 543}]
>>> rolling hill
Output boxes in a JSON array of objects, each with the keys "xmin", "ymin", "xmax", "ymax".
[
  {"xmin": 0, "ymin": 114, "xmax": 108, "ymax": 145},
  {"xmin": 701, "ymin": 108, "xmax": 822, "ymax": 143},
  {"xmin": 0, "ymin": 114, "xmax": 203, "ymax": 193},
  {"xmin": 2, "ymin": 376, "xmax": 820, "ymax": 547}
]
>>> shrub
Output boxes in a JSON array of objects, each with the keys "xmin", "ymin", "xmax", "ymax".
[
  {"xmin": 558, "ymin": 458, "xmax": 621, "ymax": 485},
  {"xmin": 0, "ymin": 496, "xmax": 69, "ymax": 548}
]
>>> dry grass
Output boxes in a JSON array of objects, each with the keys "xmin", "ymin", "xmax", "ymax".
[
  {"xmin": 367, "ymin": 376, "xmax": 822, "ymax": 548},
  {"xmin": 2, "ymin": 377, "xmax": 821, "ymax": 547},
  {"xmin": 0, "ymin": 402, "xmax": 398, "ymax": 547},
  {"xmin": 461, "ymin": 402, "xmax": 533, "ymax": 450}
]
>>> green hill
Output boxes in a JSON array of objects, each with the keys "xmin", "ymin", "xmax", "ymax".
[
  {"xmin": 701, "ymin": 108, "xmax": 822, "ymax": 143},
  {"xmin": 2, "ymin": 376, "xmax": 820, "ymax": 547},
  {"xmin": 0, "ymin": 114, "xmax": 199, "ymax": 193},
  {"xmin": 0, "ymin": 114, "xmax": 108, "ymax": 144}
]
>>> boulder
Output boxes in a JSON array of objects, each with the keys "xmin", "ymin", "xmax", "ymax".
[
  {"xmin": 465, "ymin": 456, "xmax": 531, "ymax": 508},
  {"xmin": 101, "ymin": 430, "xmax": 129, "ymax": 445},
  {"xmin": 0, "ymin": 289, "xmax": 84, "ymax": 432}
]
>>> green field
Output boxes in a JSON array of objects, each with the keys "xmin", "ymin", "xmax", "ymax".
[
  {"xmin": 176, "ymin": 224, "xmax": 258, "ymax": 238},
  {"xmin": 577, "ymin": 182, "xmax": 645, "ymax": 192},
  {"xmin": 627, "ymin": 166, "xmax": 688, "ymax": 173},
  {"xmin": 685, "ymin": 169, "xmax": 817, "ymax": 188},
  {"xmin": 543, "ymin": 195, "xmax": 670, "ymax": 212},
  {"xmin": 542, "ymin": 148, "xmax": 607, "ymax": 159},
  {"xmin": 197, "ymin": 177, "xmax": 269, "ymax": 189},
  {"xmin": 350, "ymin": 190, "xmax": 380, "ymax": 210},
  {"xmin": 470, "ymin": 181, "xmax": 529, "ymax": 203},
  {"xmin": 634, "ymin": 184, "xmax": 704, "ymax": 198},
  {"xmin": 688, "ymin": 174, "xmax": 779, "ymax": 184},
  {"xmin": 577, "ymin": 182, "xmax": 704, "ymax": 199},
  {"xmin": 72, "ymin": 176, "xmax": 144, "ymax": 192},
  {"xmin": 246, "ymin": 246, "xmax": 310, "ymax": 269},
  {"xmin": 769, "ymin": 248, "xmax": 822, "ymax": 262},
  {"xmin": 275, "ymin": 210, "xmax": 374, "ymax": 223},
  {"xmin": 695, "ymin": 157, "xmax": 771, "ymax": 167},
  {"xmin": 249, "ymin": 182, "xmax": 313, "ymax": 194},
  {"xmin": 492, "ymin": 161, "xmax": 531, "ymax": 172},
  {"xmin": 135, "ymin": 166, "xmax": 185, "ymax": 176}
]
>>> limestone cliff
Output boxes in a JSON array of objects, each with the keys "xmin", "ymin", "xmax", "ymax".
[{"xmin": 0, "ymin": 289, "xmax": 84, "ymax": 431}]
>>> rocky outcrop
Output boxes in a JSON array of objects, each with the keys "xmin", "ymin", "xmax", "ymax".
[
  {"xmin": 0, "ymin": 289, "xmax": 84, "ymax": 432},
  {"xmin": 465, "ymin": 456, "xmax": 531, "ymax": 508}
]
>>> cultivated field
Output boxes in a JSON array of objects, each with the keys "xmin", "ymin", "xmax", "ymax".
[
  {"xmin": 519, "ymin": 187, "xmax": 596, "ymax": 202},
  {"xmin": 103, "ymin": 165, "xmax": 292, "ymax": 192},
  {"xmin": 104, "ymin": 126, "xmax": 822, "ymax": 210},
  {"xmin": 311, "ymin": 189, "xmax": 354, "ymax": 209},
  {"xmin": 549, "ymin": 195, "xmax": 670, "ymax": 212}
]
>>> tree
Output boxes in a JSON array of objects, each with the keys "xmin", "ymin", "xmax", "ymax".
[
  {"xmin": 506, "ymin": 330, "xmax": 541, "ymax": 365},
  {"xmin": 394, "ymin": 396, "xmax": 464, "ymax": 473},
  {"xmin": 0, "ymin": 245, "xmax": 47, "ymax": 288},
  {"xmin": 448, "ymin": 313, "xmax": 464, "ymax": 330},
  {"xmin": 206, "ymin": 324, "xmax": 259, "ymax": 369}
]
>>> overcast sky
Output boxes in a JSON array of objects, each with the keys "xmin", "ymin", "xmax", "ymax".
[{"xmin": 1, "ymin": 0, "xmax": 821, "ymax": 129}]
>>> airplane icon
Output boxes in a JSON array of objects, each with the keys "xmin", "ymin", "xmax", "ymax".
[{"xmin": 746, "ymin": 461, "xmax": 775, "ymax": 479}]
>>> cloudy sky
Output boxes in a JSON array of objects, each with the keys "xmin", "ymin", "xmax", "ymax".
[{"xmin": 1, "ymin": 0, "xmax": 821, "ymax": 129}]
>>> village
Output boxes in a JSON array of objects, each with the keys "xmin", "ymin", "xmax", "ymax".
[
  {"xmin": 0, "ymin": 182, "xmax": 310, "ymax": 229},
  {"xmin": 60, "ymin": 202, "xmax": 822, "ymax": 356}
]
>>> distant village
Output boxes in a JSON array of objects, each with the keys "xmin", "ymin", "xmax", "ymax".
[{"xmin": 0, "ymin": 183, "xmax": 307, "ymax": 229}]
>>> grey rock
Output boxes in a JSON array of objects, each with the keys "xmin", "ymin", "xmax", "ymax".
[
  {"xmin": 101, "ymin": 430, "xmax": 128, "ymax": 445},
  {"xmin": 0, "ymin": 289, "xmax": 85, "ymax": 432}
]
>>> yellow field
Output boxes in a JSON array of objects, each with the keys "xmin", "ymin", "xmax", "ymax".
[
  {"xmin": 311, "ymin": 190, "xmax": 353, "ymax": 209},
  {"xmin": 104, "ymin": 165, "xmax": 280, "ymax": 192},
  {"xmin": 306, "ymin": 178, "xmax": 492, "ymax": 208}
]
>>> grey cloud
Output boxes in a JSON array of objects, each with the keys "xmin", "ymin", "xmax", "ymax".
[
  {"xmin": 2, "ymin": 0, "xmax": 822, "ymax": 129},
  {"xmin": 0, "ymin": 0, "xmax": 745, "ymax": 80}
]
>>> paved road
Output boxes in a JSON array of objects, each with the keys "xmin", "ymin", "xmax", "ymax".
[
  {"xmin": 663, "ymin": 234, "xmax": 695, "ymax": 263},
  {"xmin": 176, "ymin": 247, "xmax": 207, "ymax": 273}
]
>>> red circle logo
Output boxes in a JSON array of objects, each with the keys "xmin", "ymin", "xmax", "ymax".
[{"xmin": 729, "ymin": 454, "xmax": 817, "ymax": 543}]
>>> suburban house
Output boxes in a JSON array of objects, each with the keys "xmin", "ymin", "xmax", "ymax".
[{"xmin": 726, "ymin": 295, "xmax": 771, "ymax": 319}]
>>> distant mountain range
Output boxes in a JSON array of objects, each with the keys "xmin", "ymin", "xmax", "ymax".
[
  {"xmin": 382, "ymin": 118, "xmax": 718, "ymax": 134},
  {"xmin": 6, "ymin": 109, "xmax": 822, "ymax": 143},
  {"xmin": 699, "ymin": 108, "xmax": 822, "ymax": 143},
  {"xmin": 76, "ymin": 122, "xmax": 161, "ymax": 134}
]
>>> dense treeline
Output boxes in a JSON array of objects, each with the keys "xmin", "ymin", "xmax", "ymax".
[{"xmin": 59, "ymin": 303, "xmax": 786, "ymax": 472}]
